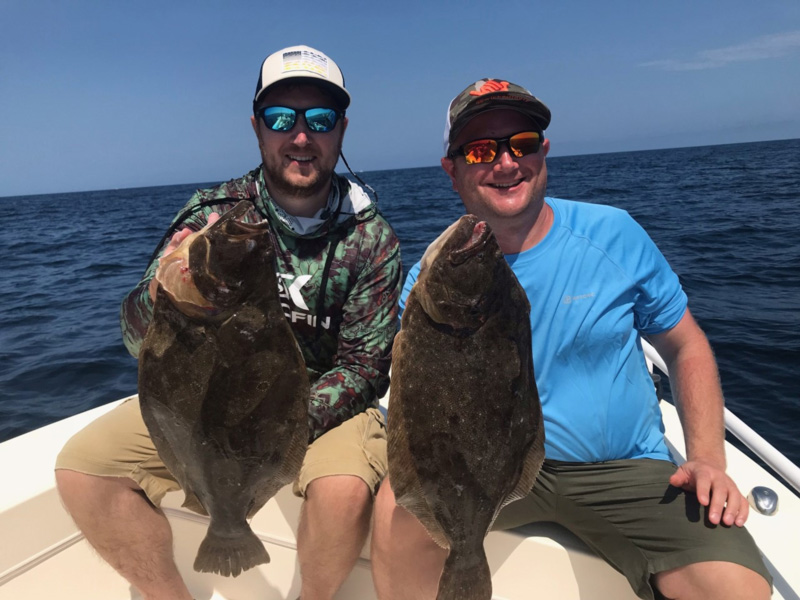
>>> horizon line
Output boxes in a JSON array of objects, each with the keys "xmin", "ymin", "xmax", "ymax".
[{"xmin": 2, "ymin": 136, "xmax": 798, "ymax": 200}]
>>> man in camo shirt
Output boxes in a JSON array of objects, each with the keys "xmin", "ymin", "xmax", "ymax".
[{"xmin": 55, "ymin": 45, "xmax": 401, "ymax": 600}]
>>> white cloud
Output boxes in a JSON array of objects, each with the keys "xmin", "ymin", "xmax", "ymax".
[{"xmin": 641, "ymin": 30, "xmax": 800, "ymax": 71}]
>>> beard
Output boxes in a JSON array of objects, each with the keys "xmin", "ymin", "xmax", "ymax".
[
  {"xmin": 262, "ymin": 157, "xmax": 333, "ymax": 199},
  {"xmin": 259, "ymin": 135, "xmax": 342, "ymax": 201}
]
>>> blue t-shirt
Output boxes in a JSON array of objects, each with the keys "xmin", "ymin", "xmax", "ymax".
[{"xmin": 400, "ymin": 197, "xmax": 687, "ymax": 463}]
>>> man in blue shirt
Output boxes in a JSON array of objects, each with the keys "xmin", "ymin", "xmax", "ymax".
[{"xmin": 370, "ymin": 79, "xmax": 771, "ymax": 600}]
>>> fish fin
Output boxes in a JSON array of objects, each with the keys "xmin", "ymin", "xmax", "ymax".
[
  {"xmin": 180, "ymin": 486, "xmax": 209, "ymax": 517},
  {"xmin": 140, "ymin": 396, "xmax": 217, "ymax": 492},
  {"xmin": 193, "ymin": 525, "xmax": 269, "ymax": 577},
  {"xmin": 279, "ymin": 417, "xmax": 309, "ymax": 482},
  {"xmin": 388, "ymin": 368, "xmax": 450, "ymax": 551},
  {"xmin": 390, "ymin": 439, "xmax": 449, "ymax": 549},
  {"xmin": 397, "ymin": 493, "xmax": 450, "ymax": 550},
  {"xmin": 437, "ymin": 546, "xmax": 492, "ymax": 600},
  {"xmin": 245, "ymin": 423, "xmax": 307, "ymax": 520},
  {"xmin": 500, "ymin": 416, "xmax": 545, "ymax": 510}
]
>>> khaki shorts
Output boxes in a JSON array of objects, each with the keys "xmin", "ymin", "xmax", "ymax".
[
  {"xmin": 56, "ymin": 397, "xmax": 388, "ymax": 512},
  {"xmin": 492, "ymin": 459, "xmax": 772, "ymax": 600}
]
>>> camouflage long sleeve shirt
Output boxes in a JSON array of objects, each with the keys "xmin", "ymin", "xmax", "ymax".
[{"xmin": 121, "ymin": 167, "xmax": 402, "ymax": 441}]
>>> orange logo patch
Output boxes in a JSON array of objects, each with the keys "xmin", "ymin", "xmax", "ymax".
[{"xmin": 470, "ymin": 80, "xmax": 509, "ymax": 96}]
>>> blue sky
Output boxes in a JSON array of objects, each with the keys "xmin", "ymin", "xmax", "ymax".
[{"xmin": 2, "ymin": 0, "xmax": 799, "ymax": 197}]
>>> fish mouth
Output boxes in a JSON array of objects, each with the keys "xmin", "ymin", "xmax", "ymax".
[
  {"xmin": 191, "ymin": 203, "xmax": 272, "ymax": 306},
  {"xmin": 450, "ymin": 218, "xmax": 490, "ymax": 264}
]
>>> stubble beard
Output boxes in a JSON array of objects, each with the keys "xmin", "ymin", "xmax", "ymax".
[
  {"xmin": 262, "ymin": 158, "xmax": 333, "ymax": 199},
  {"xmin": 260, "ymin": 135, "xmax": 342, "ymax": 201}
]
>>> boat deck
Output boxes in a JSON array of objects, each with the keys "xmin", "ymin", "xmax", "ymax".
[{"xmin": 2, "ymin": 397, "xmax": 798, "ymax": 599}]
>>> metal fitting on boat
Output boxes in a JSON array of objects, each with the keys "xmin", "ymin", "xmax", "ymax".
[
  {"xmin": 650, "ymin": 373, "xmax": 663, "ymax": 399},
  {"xmin": 747, "ymin": 486, "xmax": 779, "ymax": 516}
]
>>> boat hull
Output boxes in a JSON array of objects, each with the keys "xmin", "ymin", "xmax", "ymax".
[{"xmin": 2, "ymin": 390, "xmax": 798, "ymax": 599}]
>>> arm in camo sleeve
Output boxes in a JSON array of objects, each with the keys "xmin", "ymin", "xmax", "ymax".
[
  {"xmin": 119, "ymin": 194, "xmax": 239, "ymax": 357},
  {"xmin": 306, "ymin": 217, "xmax": 402, "ymax": 440}
]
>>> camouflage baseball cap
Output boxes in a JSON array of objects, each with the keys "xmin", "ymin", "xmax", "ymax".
[
  {"xmin": 443, "ymin": 78, "xmax": 551, "ymax": 155},
  {"xmin": 254, "ymin": 45, "xmax": 350, "ymax": 110}
]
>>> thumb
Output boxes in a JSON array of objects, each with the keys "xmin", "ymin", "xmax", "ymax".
[
  {"xmin": 669, "ymin": 465, "xmax": 690, "ymax": 488},
  {"xmin": 164, "ymin": 227, "xmax": 192, "ymax": 257}
]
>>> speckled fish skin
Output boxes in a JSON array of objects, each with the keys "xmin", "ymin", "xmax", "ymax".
[
  {"xmin": 388, "ymin": 214, "xmax": 545, "ymax": 600},
  {"xmin": 138, "ymin": 201, "xmax": 309, "ymax": 577}
]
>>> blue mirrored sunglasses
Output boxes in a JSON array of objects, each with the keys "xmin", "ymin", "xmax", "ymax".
[{"xmin": 257, "ymin": 106, "xmax": 342, "ymax": 133}]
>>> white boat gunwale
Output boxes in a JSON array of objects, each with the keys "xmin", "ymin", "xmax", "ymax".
[{"xmin": 2, "ymin": 342, "xmax": 799, "ymax": 599}]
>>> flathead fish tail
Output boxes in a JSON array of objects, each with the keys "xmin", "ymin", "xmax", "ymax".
[
  {"xmin": 193, "ymin": 525, "xmax": 270, "ymax": 577},
  {"xmin": 436, "ymin": 546, "xmax": 492, "ymax": 600}
]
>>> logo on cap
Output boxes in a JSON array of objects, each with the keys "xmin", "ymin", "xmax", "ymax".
[
  {"xmin": 281, "ymin": 49, "xmax": 330, "ymax": 78},
  {"xmin": 470, "ymin": 80, "xmax": 510, "ymax": 96}
]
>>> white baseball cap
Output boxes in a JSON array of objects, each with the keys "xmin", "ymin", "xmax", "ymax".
[{"xmin": 253, "ymin": 45, "xmax": 350, "ymax": 110}]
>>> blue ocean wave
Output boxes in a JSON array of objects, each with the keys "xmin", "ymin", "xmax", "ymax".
[{"xmin": 1, "ymin": 140, "xmax": 798, "ymax": 467}]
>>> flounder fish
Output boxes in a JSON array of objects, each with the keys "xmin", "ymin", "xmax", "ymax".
[
  {"xmin": 138, "ymin": 201, "xmax": 310, "ymax": 577},
  {"xmin": 388, "ymin": 214, "xmax": 544, "ymax": 600}
]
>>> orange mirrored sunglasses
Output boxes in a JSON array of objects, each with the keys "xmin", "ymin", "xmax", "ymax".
[{"xmin": 451, "ymin": 131, "xmax": 542, "ymax": 165}]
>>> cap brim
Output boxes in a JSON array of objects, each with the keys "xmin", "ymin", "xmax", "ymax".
[
  {"xmin": 254, "ymin": 76, "xmax": 351, "ymax": 110},
  {"xmin": 450, "ymin": 98, "xmax": 550, "ymax": 146}
]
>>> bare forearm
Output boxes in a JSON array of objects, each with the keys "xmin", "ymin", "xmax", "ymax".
[
  {"xmin": 667, "ymin": 337, "xmax": 726, "ymax": 468},
  {"xmin": 650, "ymin": 310, "xmax": 726, "ymax": 468},
  {"xmin": 652, "ymin": 310, "xmax": 749, "ymax": 525}
]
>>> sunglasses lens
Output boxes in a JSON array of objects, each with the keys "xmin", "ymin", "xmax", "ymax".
[
  {"xmin": 462, "ymin": 140, "xmax": 498, "ymax": 165},
  {"xmin": 509, "ymin": 132, "xmax": 541, "ymax": 157},
  {"xmin": 304, "ymin": 108, "xmax": 339, "ymax": 132},
  {"xmin": 261, "ymin": 107, "xmax": 297, "ymax": 131},
  {"xmin": 458, "ymin": 132, "xmax": 542, "ymax": 164}
]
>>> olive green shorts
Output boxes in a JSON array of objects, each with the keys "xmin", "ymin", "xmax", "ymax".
[
  {"xmin": 55, "ymin": 397, "xmax": 388, "ymax": 512},
  {"xmin": 492, "ymin": 459, "xmax": 772, "ymax": 600}
]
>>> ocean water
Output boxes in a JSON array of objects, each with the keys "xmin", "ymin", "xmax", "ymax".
[{"xmin": 1, "ymin": 139, "xmax": 798, "ymax": 472}]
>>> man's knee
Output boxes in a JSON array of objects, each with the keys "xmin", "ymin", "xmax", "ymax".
[
  {"xmin": 55, "ymin": 469, "xmax": 98, "ymax": 502},
  {"xmin": 55, "ymin": 467, "xmax": 83, "ymax": 489},
  {"xmin": 307, "ymin": 474, "xmax": 370, "ymax": 500},
  {"xmin": 304, "ymin": 475, "xmax": 373, "ymax": 523},
  {"xmin": 372, "ymin": 480, "xmax": 440, "ymax": 553},
  {"xmin": 654, "ymin": 561, "xmax": 770, "ymax": 600},
  {"xmin": 372, "ymin": 478, "xmax": 403, "ymax": 528},
  {"xmin": 55, "ymin": 469, "xmax": 141, "ymax": 506}
]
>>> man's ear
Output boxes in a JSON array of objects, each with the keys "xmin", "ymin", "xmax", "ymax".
[{"xmin": 441, "ymin": 157, "xmax": 458, "ymax": 192}]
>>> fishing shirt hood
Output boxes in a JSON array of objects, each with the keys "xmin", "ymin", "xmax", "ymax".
[{"xmin": 253, "ymin": 166, "xmax": 377, "ymax": 239}]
